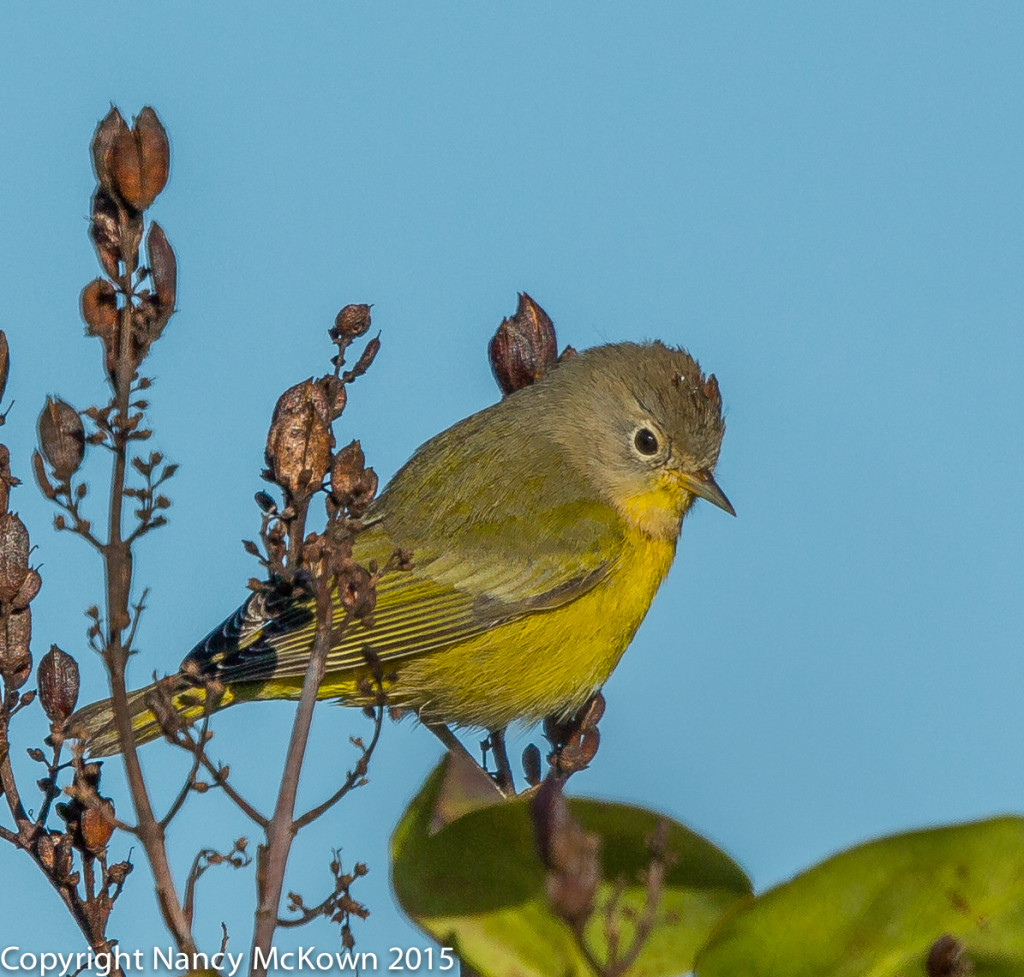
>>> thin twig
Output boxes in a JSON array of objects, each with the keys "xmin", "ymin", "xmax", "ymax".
[
  {"xmin": 159, "ymin": 703, "xmax": 215, "ymax": 828},
  {"xmin": 122, "ymin": 588, "xmax": 149, "ymax": 655},
  {"xmin": 163, "ymin": 713, "xmax": 269, "ymax": 826},
  {"xmin": 160, "ymin": 755, "xmax": 202, "ymax": 829},
  {"xmin": 424, "ymin": 720, "xmax": 478, "ymax": 765},
  {"xmin": 196, "ymin": 754, "xmax": 268, "ymax": 827},
  {"xmin": 35, "ymin": 742, "xmax": 64, "ymax": 827},
  {"xmin": 183, "ymin": 841, "xmax": 251, "ymax": 928}
]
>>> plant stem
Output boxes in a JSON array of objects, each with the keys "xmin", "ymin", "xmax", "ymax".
[
  {"xmin": 101, "ymin": 254, "xmax": 196, "ymax": 953},
  {"xmin": 250, "ymin": 581, "xmax": 332, "ymax": 972}
]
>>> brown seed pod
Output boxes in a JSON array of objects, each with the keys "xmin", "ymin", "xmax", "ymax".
[
  {"xmin": 0, "ymin": 330, "xmax": 9, "ymax": 406},
  {"xmin": 103, "ymin": 106, "xmax": 170, "ymax": 212},
  {"xmin": 488, "ymin": 292, "xmax": 559, "ymax": 396},
  {"xmin": 0, "ymin": 607, "xmax": 32, "ymax": 689},
  {"xmin": 12, "ymin": 569, "xmax": 41, "ymax": 611},
  {"xmin": 110, "ymin": 121, "xmax": 144, "ymax": 211},
  {"xmin": 330, "ymin": 441, "xmax": 379, "ymax": 516},
  {"xmin": 146, "ymin": 221, "xmax": 176, "ymax": 315},
  {"xmin": 316, "ymin": 375, "xmax": 346, "ymax": 421},
  {"xmin": 37, "ymin": 645, "xmax": 80, "ymax": 723},
  {"xmin": 265, "ymin": 379, "xmax": 334, "ymax": 499},
  {"xmin": 522, "ymin": 743, "xmax": 543, "ymax": 787},
  {"xmin": 79, "ymin": 801, "xmax": 116, "ymax": 855},
  {"xmin": 31, "ymin": 451, "xmax": 56, "ymax": 502},
  {"xmin": 0, "ymin": 444, "xmax": 18, "ymax": 515},
  {"xmin": 347, "ymin": 336, "xmax": 380, "ymax": 380},
  {"xmin": 91, "ymin": 107, "xmax": 130, "ymax": 195},
  {"xmin": 35, "ymin": 832, "xmax": 56, "ymax": 872},
  {"xmin": 331, "ymin": 439, "xmax": 365, "ymax": 485},
  {"xmin": 133, "ymin": 107, "xmax": 170, "ymax": 209},
  {"xmin": 106, "ymin": 860, "xmax": 133, "ymax": 886},
  {"xmin": 37, "ymin": 398, "xmax": 86, "ymax": 481},
  {"xmin": 332, "ymin": 304, "xmax": 372, "ymax": 342},
  {"xmin": 0, "ymin": 512, "xmax": 30, "ymax": 601},
  {"xmin": 80, "ymin": 279, "xmax": 118, "ymax": 335}
]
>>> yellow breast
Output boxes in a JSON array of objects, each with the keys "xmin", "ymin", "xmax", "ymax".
[{"xmin": 381, "ymin": 525, "xmax": 677, "ymax": 728}]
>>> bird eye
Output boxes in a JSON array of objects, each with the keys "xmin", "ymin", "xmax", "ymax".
[{"xmin": 634, "ymin": 428, "xmax": 659, "ymax": 455}]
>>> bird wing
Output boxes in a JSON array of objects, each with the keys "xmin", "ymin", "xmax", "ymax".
[
  {"xmin": 184, "ymin": 498, "xmax": 625, "ymax": 687},
  {"xmin": 185, "ymin": 406, "xmax": 628, "ymax": 686}
]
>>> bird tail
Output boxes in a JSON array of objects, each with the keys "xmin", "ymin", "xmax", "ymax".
[{"xmin": 66, "ymin": 675, "xmax": 222, "ymax": 759}]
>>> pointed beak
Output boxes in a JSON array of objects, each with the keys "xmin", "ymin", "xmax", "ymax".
[{"xmin": 677, "ymin": 469, "xmax": 736, "ymax": 516}]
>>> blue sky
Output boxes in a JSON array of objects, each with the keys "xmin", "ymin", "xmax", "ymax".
[{"xmin": 1, "ymin": 1, "xmax": 1023, "ymax": 965}]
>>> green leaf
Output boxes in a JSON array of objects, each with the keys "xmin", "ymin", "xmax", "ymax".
[
  {"xmin": 392, "ymin": 757, "xmax": 752, "ymax": 977},
  {"xmin": 696, "ymin": 816, "xmax": 1024, "ymax": 977}
]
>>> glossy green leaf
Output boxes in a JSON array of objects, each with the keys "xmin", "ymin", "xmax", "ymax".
[
  {"xmin": 392, "ymin": 757, "xmax": 752, "ymax": 977},
  {"xmin": 696, "ymin": 816, "xmax": 1024, "ymax": 977}
]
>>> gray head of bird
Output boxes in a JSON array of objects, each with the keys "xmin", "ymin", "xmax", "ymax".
[{"xmin": 538, "ymin": 341, "xmax": 733, "ymax": 538}]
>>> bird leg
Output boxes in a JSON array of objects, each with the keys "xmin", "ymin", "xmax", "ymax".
[
  {"xmin": 422, "ymin": 719, "xmax": 478, "ymax": 767},
  {"xmin": 482, "ymin": 728, "xmax": 515, "ymax": 795},
  {"xmin": 420, "ymin": 720, "xmax": 518, "ymax": 796}
]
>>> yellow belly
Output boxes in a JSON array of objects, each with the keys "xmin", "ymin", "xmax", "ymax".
[{"xmin": 252, "ymin": 526, "xmax": 677, "ymax": 729}]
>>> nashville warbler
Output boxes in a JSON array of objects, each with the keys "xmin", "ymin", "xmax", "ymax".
[{"xmin": 70, "ymin": 340, "xmax": 732, "ymax": 756}]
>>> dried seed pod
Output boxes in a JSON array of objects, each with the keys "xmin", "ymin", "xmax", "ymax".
[
  {"xmin": 346, "ymin": 335, "xmax": 380, "ymax": 381},
  {"xmin": 80, "ymin": 278, "xmax": 118, "ymax": 335},
  {"xmin": 331, "ymin": 439, "xmax": 364, "ymax": 482},
  {"xmin": 0, "ymin": 330, "xmax": 8, "ymax": 406},
  {"xmin": 133, "ymin": 107, "xmax": 170, "ymax": 209},
  {"xmin": 12, "ymin": 569, "xmax": 41, "ymax": 610},
  {"xmin": 37, "ymin": 645, "xmax": 80, "ymax": 723},
  {"xmin": 489, "ymin": 292, "xmax": 558, "ymax": 396},
  {"xmin": 91, "ymin": 107, "xmax": 130, "ymax": 195},
  {"xmin": 146, "ymin": 221, "xmax": 176, "ymax": 315},
  {"xmin": 331, "ymin": 304, "xmax": 372, "ymax": 342},
  {"xmin": 0, "ymin": 608, "xmax": 32, "ymax": 689},
  {"xmin": 104, "ymin": 107, "xmax": 170, "ymax": 213},
  {"xmin": 79, "ymin": 801, "xmax": 116, "ymax": 855},
  {"xmin": 0, "ymin": 445, "xmax": 19, "ymax": 515},
  {"xmin": 522, "ymin": 743, "xmax": 542, "ymax": 787},
  {"xmin": 37, "ymin": 398, "xmax": 86, "ymax": 481},
  {"xmin": 346, "ymin": 468, "xmax": 378, "ymax": 518},
  {"xmin": 53, "ymin": 832, "xmax": 74, "ymax": 880},
  {"xmin": 265, "ymin": 379, "xmax": 333, "ymax": 500},
  {"xmin": 330, "ymin": 441, "xmax": 378, "ymax": 516},
  {"xmin": 316, "ymin": 375, "xmax": 346, "ymax": 421},
  {"xmin": 31, "ymin": 451, "xmax": 57, "ymax": 502},
  {"xmin": 0, "ymin": 512, "xmax": 30, "ymax": 601},
  {"xmin": 106, "ymin": 860, "xmax": 133, "ymax": 886},
  {"xmin": 35, "ymin": 832, "xmax": 56, "ymax": 872},
  {"xmin": 110, "ymin": 119, "xmax": 145, "ymax": 210}
]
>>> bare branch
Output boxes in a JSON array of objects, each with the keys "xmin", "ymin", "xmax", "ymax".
[{"xmin": 183, "ymin": 839, "xmax": 250, "ymax": 928}]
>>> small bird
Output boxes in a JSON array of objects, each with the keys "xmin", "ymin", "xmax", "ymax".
[{"xmin": 70, "ymin": 340, "xmax": 732, "ymax": 757}]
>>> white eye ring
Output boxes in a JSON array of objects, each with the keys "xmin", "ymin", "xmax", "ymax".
[{"xmin": 633, "ymin": 427, "xmax": 659, "ymax": 456}]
